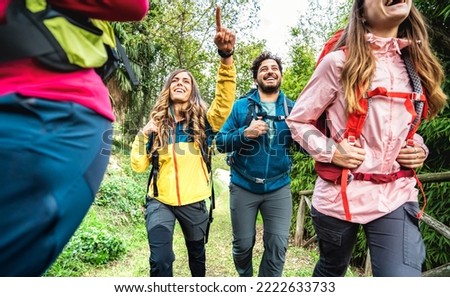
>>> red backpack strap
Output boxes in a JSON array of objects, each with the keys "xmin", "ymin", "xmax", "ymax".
[
  {"xmin": 316, "ymin": 29, "xmax": 345, "ymax": 67},
  {"xmin": 344, "ymin": 97, "xmax": 369, "ymax": 141},
  {"xmin": 340, "ymin": 91, "xmax": 370, "ymax": 221},
  {"xmin": 340, "ymin": 168, "xmax": 352, "ymax": 221}
]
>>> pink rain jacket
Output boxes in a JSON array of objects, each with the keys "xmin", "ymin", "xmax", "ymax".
[{"xmin": 286, "ymin": 34, "xmax": 428, "ymax": 224}]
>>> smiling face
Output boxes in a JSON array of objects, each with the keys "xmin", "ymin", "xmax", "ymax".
[
  {"xmin": 363, "ymin": 0, "xmax": 412, "ymax": 37},
  {"xmin": 169, "ymin": 71, "xmax": 192, "ymax": 104},
  {"xmin": 255, "ymin": 59, "xmax": 282, "ymax": 94}
]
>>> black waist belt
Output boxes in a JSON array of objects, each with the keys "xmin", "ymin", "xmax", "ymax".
[{"xmin": 232, "ymin": 165, "xmax": 287, "ymax": 184}]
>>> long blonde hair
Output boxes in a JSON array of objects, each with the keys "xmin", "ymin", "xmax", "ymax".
[
  {"xmin": 335, "ymin": 0, "xmax": 447, "ymax": 118},
  {"xmin": 149, "ymin": 69, "xmax": 208, "ymax": 152}
]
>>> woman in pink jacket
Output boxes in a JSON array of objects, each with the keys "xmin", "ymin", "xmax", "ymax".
[
  {"xmin": 0, "ymin": 0, "xmax": 148, "ymax": 276},
  {"xmin": 286, "ymin": 0, "xmax": 447, "ymax": 276}
]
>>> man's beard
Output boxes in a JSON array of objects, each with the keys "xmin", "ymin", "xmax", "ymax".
[{"xmin": 258, "ymin": 80, "xmax": 281, "ymax": 94}]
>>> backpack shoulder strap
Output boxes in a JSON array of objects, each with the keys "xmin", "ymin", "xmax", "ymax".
[
  {"xmin": 402, "ymin": 50, "xmax": 427, "ymax": 142},
  {"xmin": 283, "ymin": 96, "xmax": 291, "ymax": 116},
  {"xmin": 243, "ymin": 99, "xmax": 257, "ymax": 127},
  {"xmin": 114, "ymin": 35, "xmax": 139, "ymax": 88},
  {"xmin": 316, "ymin": 29, "xmax": 345, "ymax": 67},
  {"xmin": 246, "ymin": 95, "xmax": 292, "ymax": 124},
  {"xmin": 200, "ymin": 136, "xmax": 215, "ymax": 244},
  {"xmin": 145, "ymin": 132, "xmax": 159, "ymax": 198},
  {"xmin": 205, "ymin": 173, "xmax": 215, "ymax": 244},
  {"xmin": 344, "ymin": 94, "xmax": 370, "ymax": 142},
  {"xmin": 0, "ymin": 0, "xmax": 61, "ymax": 62}
]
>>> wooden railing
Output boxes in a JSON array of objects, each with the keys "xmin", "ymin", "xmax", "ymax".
[{"xmin": 294, "ymin": 171, "xmax": 450, "ymax": 276}]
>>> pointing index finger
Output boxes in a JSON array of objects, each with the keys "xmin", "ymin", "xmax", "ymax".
[{"xmin": 216, "ymin": 4, "xmax": 222, "ymax": 32}]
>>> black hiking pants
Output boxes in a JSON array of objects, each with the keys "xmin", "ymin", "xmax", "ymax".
[{"xmin": 145, "ymin": 198, "xmax": 208, "ymax": 277}]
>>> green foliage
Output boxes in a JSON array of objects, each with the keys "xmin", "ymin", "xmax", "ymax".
[
  {"xmin": 234, "ymin": 41, "xmax": 266, "ymax": 97},
  {"xmin": 418, "ymin": 111, "xmax": 450, "ymax": 171},
  {"xmin": 417, "ymin": 107, "xmax": 450, "ymax": 270},
  {"xmin": 44, "ymin": 245, "xmax": 89, "ymax": 277},
  {"xmin": 96, "ymin": 173, "xmax": 146, "ymax": 224},
  {"xmin": 45, "ymin": 209, "xmax": 127, "ymax": 276},
  {"xmin": 282, "ymin": 45, "xmax": 315, "ymax": 100},
  {"xmin": 289, "ymin": 151, "xmax": 316, "ymax": 238},
  {"xmin": 420, "ymin": 182, "xmax": 450, "ymax": 270},
  {"xmin": 290, "ymin": 151, "xmax": 316, "ymax": 194},
  {"xmin": 69, "ymin": 226, "xmax": 126, "ymax": 266},
  {"xmin": 288, "ymin": 0, "xmax": 351, "ymax": 55},
  {"xmin": 442, "ymin": 5, "xmax": 450, "ymax": 20},
  {"xmin": 414, "ymin": 0, "xmax": 450, "ymax": 99}
]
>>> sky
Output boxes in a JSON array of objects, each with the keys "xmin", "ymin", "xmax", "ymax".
[{"xmin": 255, "ymin": 0, "xmax": 310, "ymax": 59}]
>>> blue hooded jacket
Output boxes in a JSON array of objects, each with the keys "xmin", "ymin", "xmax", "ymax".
[{"xmin": 215, "ymin": 88, "xmax": 295, "ymax": 194}]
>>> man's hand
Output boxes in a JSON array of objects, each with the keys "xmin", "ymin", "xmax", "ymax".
[
  {"xmin": 214, "ymin": 5, "xmax": 235, "ymax": 54},
  {"xmin": 244, "ymin": 117, "xmax": 269, "ymax": 139}
]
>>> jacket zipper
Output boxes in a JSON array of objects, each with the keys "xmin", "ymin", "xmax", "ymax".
[{"xmin": 171, "ymin": 126, "xmax": 182, "ymax": 205}]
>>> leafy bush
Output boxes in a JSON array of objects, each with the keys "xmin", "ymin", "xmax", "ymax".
[
  {"xmin": 70, "ymin": 226, "xmax": 126, "ymax": 265},
  {"xmin": 96, "ymin": 173, "xmax": 146, "ymax": 224},
  {"xmin": 416, "ymin": 107, "xmax": 450, "ymax": 270},
  {"xmin": 289, "ymin": 150, "xmax": 316, "ymax": 238},
  {"xmin": 45, "ymin": 209, "xmax": 127, "ymax": 276},
  {"xmin": 420, "ymin": 182, "xmax": 450, "ymax": 270}
]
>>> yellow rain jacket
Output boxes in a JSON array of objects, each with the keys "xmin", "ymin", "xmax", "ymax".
[{"xmin": 130, "ymin": 62, "xmax": 236, "ymax": 206}]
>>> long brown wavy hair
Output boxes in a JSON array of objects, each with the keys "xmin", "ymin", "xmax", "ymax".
[
  {"xmin": 334, "ymin": 0, "xmax": 447, "ymax": 118},
  {"xmin": 148, "ymin": 69, "xmax": 208, "ymax": 152}
]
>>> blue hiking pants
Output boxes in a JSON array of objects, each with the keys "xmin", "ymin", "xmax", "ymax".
[
  {"xmin": 0, "ymin": 94, "xmax": 112, "ymax": 276},
  {"xmin": 311, "ymin": 202, "xmax": 426, "ymax": 277},
  {"xmin": 229, "ymin": 183, "xmax": 292, "ymax": 277}
]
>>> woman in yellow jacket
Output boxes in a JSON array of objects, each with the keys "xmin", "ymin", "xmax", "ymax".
[{"xmin": 130, "ymin": 6, "xmax": 235, "ymax": 277}]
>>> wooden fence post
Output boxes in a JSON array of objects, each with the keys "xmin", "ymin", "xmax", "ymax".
[{"xmin": 294, "ymin": 196, "xmax": 306, "ymax": 247}]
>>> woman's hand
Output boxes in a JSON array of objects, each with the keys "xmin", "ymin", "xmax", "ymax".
[
  {"xmin": 214, "ymin": 5, "xmax": 235, "ymax": 56},
  {"xmin": 332, "ymin": 138, "xmax": 366, "ymax": 169},
  {"xmin": 396, "ymin": 144, "xmax": 426, "ymax": 168},
  {"xmin": 141, "ymin": 120, "xmax": 157, "ymax": 137}
]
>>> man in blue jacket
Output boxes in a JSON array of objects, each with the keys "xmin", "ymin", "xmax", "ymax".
[{"xmin": 215, "ymin": 51, "xmax": 295, "ymax": 277}]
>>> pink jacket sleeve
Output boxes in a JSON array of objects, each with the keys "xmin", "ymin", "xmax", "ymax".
[{"xmin": 286, "ymin": 51, "xmax": 345, "ymax": 163}]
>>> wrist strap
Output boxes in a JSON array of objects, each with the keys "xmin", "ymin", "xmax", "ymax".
[{"xmin": 218, "ymin": 48, "xmax": 234, "ymax": 58}]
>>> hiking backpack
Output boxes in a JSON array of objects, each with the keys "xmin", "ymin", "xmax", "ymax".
[
  {"xmin": 314, "ymin": 29, "xmax": 428, "ymax": 221},
  {"xmin": 226, "ymin": 93, "xmax": 297, "ymax": 184},
  {"xmin": 0, "ymin": 0, "xmax": 139, "ymax": 88}
]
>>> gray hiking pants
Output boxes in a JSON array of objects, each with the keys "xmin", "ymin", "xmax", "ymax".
[
  {"xmin": 229, "ymin": 183, "xmax": 292, "ymax": 277},
  {"xmin": 312, "ymin": 202, "xmax": 425, "ymax": 277}
]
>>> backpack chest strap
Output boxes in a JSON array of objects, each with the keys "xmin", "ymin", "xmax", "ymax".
[
  {"xmin": 364, "ymin": 87, "xmax": 426, "ymax": 101},
  {"xmin": 257, "ymin": 113, "xmax": 287, "ymax": 121},
  {"xmin": 344, "ymin": 86, "xmax": 426, "ymax": 140}
]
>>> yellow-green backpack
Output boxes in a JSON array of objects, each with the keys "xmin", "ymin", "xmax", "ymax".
[{"xmin": 0, "ymin": 0, "xmax": 138, "ymax": 87}]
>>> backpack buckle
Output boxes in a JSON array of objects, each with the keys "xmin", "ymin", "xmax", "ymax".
[
  {"xmin": 255, "ymin": 178, "xmax": 265, "ymax": 184},
  {"xmin": 411, "ymin": 92, "xmax": 421, "ymax": 101},
  {"xmin": 406, "ymin": 139, "xmax": 415, "ymax": 147},
  {"xmin": 347, "ymin": 135, "xmax": 356, "ymax": 146}
]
